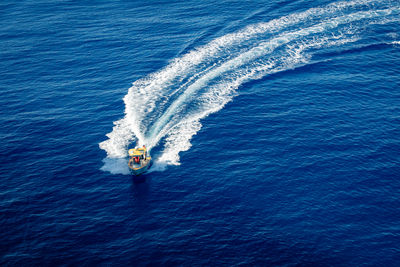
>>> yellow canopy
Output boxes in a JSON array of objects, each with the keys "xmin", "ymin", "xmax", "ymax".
[{"xmin": 128, "ymin": 147, "xmax": 146, "ymax": 157}]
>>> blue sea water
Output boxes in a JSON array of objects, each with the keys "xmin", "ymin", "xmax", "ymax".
[{"xmin": 1, "ymin": 0, "xmax": 400, "ymax": 265}]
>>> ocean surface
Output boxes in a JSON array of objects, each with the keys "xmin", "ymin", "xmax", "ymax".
[{"xmin": 1, "ymin": 0, "xmax": 400, "ymax": 265}]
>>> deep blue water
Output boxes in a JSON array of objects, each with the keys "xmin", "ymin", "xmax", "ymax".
[{"xmin": 1, "ymin": 0, "xmax": 400, "ymax": 265}]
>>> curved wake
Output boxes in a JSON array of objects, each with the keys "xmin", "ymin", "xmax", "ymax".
[{"xmin": 99, "ymin": 0, "xmax": 399, "ymax": 174}]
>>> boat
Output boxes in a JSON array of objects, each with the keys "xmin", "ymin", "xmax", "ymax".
[{"xmin": 128, "ymin": 145, "xmax": 152, "ymax": 175}]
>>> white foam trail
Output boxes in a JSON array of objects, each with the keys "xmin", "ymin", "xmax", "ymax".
[
  {"xmin": 100, "ymin": 157, "xmax": 130, "ymax": 175},
  {"xmin": 99, "ymin": 0, "xmax": 399, "ymax": 173}
]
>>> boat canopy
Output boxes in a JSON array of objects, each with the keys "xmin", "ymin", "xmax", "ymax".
[{"xmin": 128, "ymin": 147, "xmax": 146, "ymax": 157}]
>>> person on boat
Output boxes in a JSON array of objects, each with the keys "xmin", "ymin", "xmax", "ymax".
[{"xmin": 142, "ymin": 145, "xmax": 146, "ymax": 160}]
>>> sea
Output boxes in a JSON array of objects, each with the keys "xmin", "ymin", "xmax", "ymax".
[{"xmin": 1, "ymin": 0, "xmax": 400, "ymax": 265}]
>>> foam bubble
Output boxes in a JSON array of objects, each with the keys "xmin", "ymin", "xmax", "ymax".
[{"xmin": 100, "ymin": 157, "xmax": 131, "ymax": 175}]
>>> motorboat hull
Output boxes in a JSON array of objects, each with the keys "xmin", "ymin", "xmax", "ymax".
[
  {"xmin": 129, "ymin": 157, "xmax": 151, "ymax": 175},
  {"xmin": 129, "ymin": 159, "xmax": 151, "ymax": 175}
]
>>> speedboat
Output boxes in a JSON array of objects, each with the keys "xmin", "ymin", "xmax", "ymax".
[{"xmin": 128, "ymin": 145, "xmax": 152, "ymax": 175}]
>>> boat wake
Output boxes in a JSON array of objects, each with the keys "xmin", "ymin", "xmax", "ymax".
[{"xmin": 99, "ymin": 0, "xmax": 399, "ymax": 174}]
